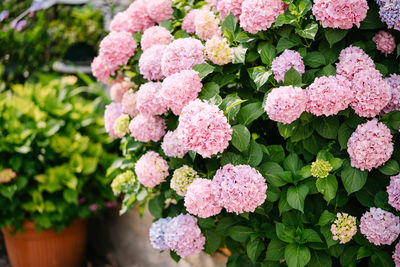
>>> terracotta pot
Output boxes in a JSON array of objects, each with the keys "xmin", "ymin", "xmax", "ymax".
[{"xmin": 2, "ymin": 219, "xmax": 88, "ymax": 267}]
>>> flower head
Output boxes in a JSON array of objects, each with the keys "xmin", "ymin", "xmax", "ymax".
[
  {"xmin": 111, "ymin": 170, "xmax": 136, "ymax": 196},
  {"xmin": 137, "ymin": 82, "xmax": 167, "ymax": 116},
  {"xmin": 330, "ymin": 213, "xmax": 357, "ymax": 244},
  {"xmin": 91, "ymin": 56, "xmax": 114, "ymax": 84},
  {"xmin": 311, "ymin": 160, "xmax": 333, "ymax": 178},
  {"xmin": 182, "ymin": 9, "xmax": 201, "ymax": 34},
  {"xmin": 139, "ymin": 45, "xmax": 167, "ymax": 81},
  {"xmin": 125, "ymin": 0, "xmax": 155, "ymax": 33},
  {"xmin": 129, "ymin": 114, "xmax": 166, "ymax": 142},
  {"xmin": 141, "ymin": 26, "xmax": 172, "ymax": 51},
  {"xmin": 216, "ymin": 0, "xmax": 244, "ymax": 20},
  {"xmin": 135, "ymin": 151, "xmax": 169, "ymax": 188},
  {"xmin": 205, "ymin": 36, "xmax": 233, "ymax": 65},
  {"xmin": 194, "ymin": 10, "xmax": 221, "ymax": 40},
  {"xmin": 383, "ymin": 74, "xmax": 400, "ymax": 113},
  {"xmin": 0, "ymin": 169, "xmax": 17, "ymax": 184},
  {"xmin": 336, "ymin": 46, "xmax": 376, "ymax": 82},
  {"xmin": 373, "ymin": 31, "xmax": 396, "ymax": 56},
  {"xmin": 110, "ymin": 79, "xmax": 134, "ymax": 102},
  {"xmin": 113, "ymin": 114, "xmax": 130, "ymax": 138},
  {"xmin": 271, "ymin": 50, "xmax": 305, "ymax": 83},
  {"xmin": 146, "ymin": 0, "xmax": 173, "ymax": 24},
  {"xmin": 104, "ymin": 102, "xmax": 123, "ymax": 138},
  {"xmin": 121, "ymin": 90, "xmax": 139, "ymax": 118},
  {"xmin": 161, "ymin": 130, "xmax": 188, "ymax": 159},
  {"xmin": 393, "ymin": 241, "xmax": 400, "ymax": 267},
  {"xmin": 379, "ymin": 0, "xmax": 400, "ymax": 31},
  {"xmin": 170, "ymin": 166, "xmax": 199, "ymax": 196},
  {"xmin": 149, "ymin": 217, "xmax": 172, "ymax": 250},
  {"xmin": 387, "ymin": 174, "xmax": 400, "ymax": 211}
]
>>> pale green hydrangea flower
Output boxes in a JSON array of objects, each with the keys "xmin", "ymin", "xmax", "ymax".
[
  {"xmin": 170, "ymin": 165, "xmax": 199, "ymax": 196},
  {"xmin": 311, "ymin": 159, "xmax": 332, "ymax": 178},
  {"xmin": 111, "ymin": 170, "xmax": 135, "ymax": 196}
]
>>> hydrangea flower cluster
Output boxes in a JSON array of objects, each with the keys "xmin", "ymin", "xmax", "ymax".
[
  {"xmin": 185, "ymin": 178, "xmax": 222, "ymax": 218},
  {"xmin": 387, "ymin": 174, "xmax": 400, "ymax": 211},
  {"xmin": 124, "ymin": 0, "xmax": 155, "ymax": 33},
  {"xmin": 141, "ymin": 26, "xmax": 172, "ymax": 51},
  {"xmin": 139, "ymin": 45, "xmax": 167, "ymax": 81},
  {"xmin": 373, "ymin": 30, "xmax": 396, "ymax": 56},
  {"xmin": 194, "ymin": 10, "xmax": 220, "ymax": 40},
  {"xmin": 312, "ymin": 0, "xmax": 368, "ymax": 29},
  {"xmin": 129, "ymin": 114, "xmax": 166, "ymax": 142},
  {"xmin": 216, "ymin": 0, "xmax": 244, "ymax": 20},
  {"xmin": 378, "ymin": 0, "xmax": 400, "ymax": 31},
  {"xmin": 347, "ymin": 119, "xmax": 393, "ymax": 171},
  {"xmin": 205, "ymin": 36, "xmax": 233, "ymax": 66},
  {"xmin": 161, "ymin": 70, "xmax": 203, "ymax": 115},
  {"xmin": 135, "ymin": 151, "xmax": 169, "ymax": 188},
  {"xmin": 110, "ymin": 79, "xmax": 134, "ymax": 103},
  {"xmin": 104, "ymin": 102, "xmax": 123, "ymax": 139},
  {"xmin": 149, "ymin": 217, "xmax": 172, "ymax": 251},
  {"xmin": 271, "ymin": 50, "xmax": 305, "ymax": 83},
  {"xmin": 113, "ymin": 114, "xmax": 130, "ymax": 138},
  {"xmin": 305, "ymin": 75, "xmax": 353, "ymax": 116},
  {"xmin": 136, "ymin": 82, "xmax": 167, "ymax": 116},
  {"xmin": 161, "ymin": 38, "xmax": 205, "ymax": 77},
  {"xmin": 161, "ymin": 131, "xmax": 188, "ymax": 159},
  {"xmin": 182, "ymin": 9, "xmax": 201, "ymax": 34},
  {"xmin": 360, "ymin": 207, "xmax": 400, "ymax": 245},
  {"xmin": 91, "ymin": 56, "xmax": 114, "ymax": 84},
  {"xmin": 177, "ymin": 99, "xmax": 232, "ymax": 158},
  {"xmin": 264, "ymin": 86, "xmax": 307, "ymax": 124},
  {"xmin": 330, "ymin": 213, "xmax": 357, "ymax": 244},
  {"xmin": 111, "ymin": 170, "xmax": 135, "ymax": 196},
  {"xmin": 240, "ymin": 0, "xmax": 286, "ymax": 34},
  {"xmin": 170, "ymin": 165, "xmax": 199, "ymax": 196},
  {"xmin": 146, "ymin": 0, "xmax": 173, "ymax": 24},
  {"xmin": 311, "ymin": 160, "xmax": 332, "ymax": 178},
  {"xmin": 211, "ymin": 164, "xmax": 267, "ymax": 214},
  {"xmin": 0, "ymin": 169, "xmax": 17, "ymax": 184},
  {"xmin": 121, "ymin": 90, "xmax": 139, "ymax": 118},
  {"xmin": 383, "ymin": 74, "xmax": 400, "ymax": 113},
  {"xmin": 393, "ymin": 241, "xmax": 400, "ymax": 267},
  {"xmin": 164, "ymin": 214, "xmax": 205, "ymax": 257}
]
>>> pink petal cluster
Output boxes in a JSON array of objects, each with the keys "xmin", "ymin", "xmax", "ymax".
[
  {"xmin": 194, "ymin": 10, "xmax": 221, "ymax": 40},
  {"xmin": 164, "ymin": 214, "xmax": 205, "ymax": 257},
  {"xmin": 350, "ymin": 68, "xmax": 391, "ymax": 117},
  {"xmin": 104, "ymin": 102, "xmax": 123, "ymax": 138},
  {"xmin": 387, "ymin": 174, "xmax": 400, "ymax": 211},
  {"xmin": 383, "ymin": 74, "xmax": 400, "ymax": 113},
  {"xmin": 373, "ymin": 30, "xmax": 396, "ymax": 56},
  {"xmin": 330, "ymin": 212, "xmax": 357, "ymax": 244},
  {"xmin": 110, "ymin": 11, "xmax": 135, "ymax": 33},
  {"xmin": 161, "ymin": 130, "xmax": 188, "ymax": 158},
  {"xmin": 271, "ymin": 50, "xmax": 305, "ymax": 83},
  {"xmin": 177, "ymin": 99, "xmax": 232, "ymax": 158},
  {"xmin": 239, "ymin": 0, "xmax": 286, "ymax": 34},
  {"xmin": 185, "ymin": 178, "xmax": 222, "ymax": 218},
  {"xmin": 306, "ymin": 75, "xmax": 353, "ymax": 116},
  {"xmin": 125, "ymin": 0, "xmax": 155, "ymax": 33},
  {"xmin": 336, "ymin": 46, "xmax": 375, "ymax": 82},
  {"xmin": 393, "ymin": 241, "xmax": 400, "ymax": 267},
  {"xmin": 182, "ymin": 9, "xmax": 201, "ymax": 34},
  {"xmin": 161, "ymin": 70, "xmax": 203, "ymax": 115},
  {"xmin": 211, "ymin": 164, "xmax": 267, "ymax": 214},
  {"xmin": 99, "ymin": 31, "xmax": 137, "ymax": 70},
  {"xmin": 360, "ymin": 207, "xmax": 400, "ymax": 245},
  {"xmin": 121, "ymin": 90, "xmax": 139, "ymax": 118},
  {"xmin": 161, "ymin": 38, "xmax": 205, "ymax": 77},
  {"xmin": 129, "ymin": 114, "xmax": 166, "ymax": 142},
  {"xmin": 135, "ymin": 151, "xmax": 169, "ymax": 188},
  {"xmin": 146, "ymin": 0, "xmax": 173, "ymax": 24},
  {"xmin": 312, "ymin": 0, "xmax": 369, "ymax": 29},
  {"xmin": 91, "ymin": 56, "xmax": 113, "ymax": 84},
  {"xmin": 347, "ymin": 119, "xmax": 393, "ymax": 171},
  {"xmin": 264, "ymin": 86, "xmax": 307, "ymax": 124},
  {"xmin": 205, "ymin": 36, "xmax": 233, "ymax": 65},
  {"xmin": 216, "ymin": 0, "xmax": 244, "ymax": 20},
  {"xmin": 110, "ymin": 79, "xmax": 134, "ymax": 102},
  {"xmin": 141, "ymin": 26, "xmax": 173, "ymax": 51},
  {"xmin": 139, "ymin": 45, "xmax": 167, "ymax": 81},
  {"xmin": 137, "ymin": 82, "xmax": 167, "ymax": 116}
]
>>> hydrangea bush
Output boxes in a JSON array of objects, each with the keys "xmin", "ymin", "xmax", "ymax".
[{"xmin": 97, "ymin": 0, "xmax": 400, "ymax": 266}]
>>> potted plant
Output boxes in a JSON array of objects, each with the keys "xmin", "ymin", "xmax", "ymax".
[{"xmin": 0, "ymin": 75, "xmax": 118, "ymax": 267}]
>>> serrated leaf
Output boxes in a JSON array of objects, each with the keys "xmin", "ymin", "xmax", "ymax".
[
  {"xmin": 231, "ymin": 125, "xmax": 251, "ymax": 152},
  {"xmin": 286, "ymin": 184, "xmax": 309, "ymax": 212}
]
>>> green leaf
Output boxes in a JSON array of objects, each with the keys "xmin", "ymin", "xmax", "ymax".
[
  {"xmin": 222, "ymin": 13, "xmax": 237, "ymax": 34},
  {"xmin": 397, "ymin": 44, "xmax": 400, "ymax": 58},
  {"xmin": 321, "ymin": 64, "xmax": 336, "ymax": 76},
  {"xmin": 324, "ymin": 29, "xmax": 347, "ymax": 47},
  {"xmin": 276, "ymin": 36, "xmax": 302, "ymax": 53},
  {"xmin": 371, "ymin": 250, "xmax": 394, "ymax": 267},
  {"xmin": 317, "ymin": 210, "xmax": 336, "ymax": 226},
  {"xmin": 315, "ymin": 175, "xmax": 338, "ymax": 202},
  {"xmin": 303, "ymin": 52, "xmax": 326, "ymax": 68},
  {"xmin": 247, "ymin": 238, "xmax": 265, "ymax": 264},
  {"xmin": 357, "ymin": 246, "xmax": 373, "ymax": 260},
  {"xmin": 296, "ymin": 23, "xmax": 318, "ymax": 40},
  {"xmin": 378, "ymin": 159, "xmax": 400, "ymax": 176},
  {"xmin": 259, "ymin": 162, "xmax": 287, "ymax": 187},
  {"xmin": 286, "ymin": 184, "xmax": 309, "ymax": 212},
  {"xmin": 232, "ymin": 45, "xmax": 248, "ymax": 64},
  {"xmin": 314, "ymin": 116, "xmax": 339, "ymax": 139},
  {"xmin": 193, "ymin": 63, "xmax": 215, "ymax": 79},
  {"xmin": 148, "ymin": 195, "xmax": 164, "ymax": 219},
  {"xmin": 301, "ymin": 229, "xmax": 323, "ymax": 243},
  {"xmin": 308, "ymin": 250, "xmax": 332, "ymax": 267},
  {"xmin": 360, "ymin": 8, "xmax": 385, "ymax": 29},
  {"xmin": 341, "ymin": 160, "xmax": 368, "ymax": 194},
  {"xmin": 284, "ymin": 244, "xmax": 311, "ymax": 267},
  {"xmin": 284, "ymin": 67, "xmax": 302, "ymax": 86},
  {"xmin": 245, "ymin": 140, "xmax": 263, "ymax": 167},
  {"xmin": 275, "ymin": 222, "xmax": 296, "ymax": 243},
  {"xmin": 170, "ymin": 251, "xmax": 181, "ymax": 262},
  {"xmin": 283, "ymin": 153, "xmax": 303, "ymax": 173},
  {"xmin": 216, "ymin": 217, "xmax": 240, "ymax": 236},
  {"xmin": 374, "ymin": 191, "xmax": 389, "ymax": 209},
  {"xmin": 330, "ymin": 158, "xmax": 344, "ymax": 171},
  {"xmin": 228, "ymin": 226, "xmax": 253, "ymax": 242},
  {"xmin": 248, "ymin": 67, "xmax": 272, "ymax": 89},
  {"xmin": 199, "ymin": 82, "xmax": 220, "ymax": 100},
  {"xmin": 205, "ymin": 229, "xmax": 222, "ymax": 255},
  {"xmin": 338, "ymin": 123, "xmax": 353, "ymax": 149},
  {"xmin": 262, "ymin": 145, "xmax": 285, "ymax": 163},
  {"xmin": 63, "ymin": 189, "xmax": 78, "ymax": 204},
  {"xmin": 221, "ymin": 93, "xmax": 244, "ymax": 122},
  {"xmin": 237, "ymin": 102, "xmax": 264, "ymax": 126},
  {"xmin": 258, "ymin": 42, "xmax": 276, "ymax": 66},
  {"xmin": 221, "ymin": 152, "xmax": 246, "ymax": 166},
  {"xmin": 231, "ymin": 125, "xmax": 251, "ymax": 152},
  {"xmin": 265, "ymin": 239, "xmax": 286, "ymax": 261}
]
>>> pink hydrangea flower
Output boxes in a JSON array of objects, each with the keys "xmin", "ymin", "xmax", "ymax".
[
  {"xmin": 99, "ymin": 31, "xmax": 137, "ymax": 70},
  {"xmin": 330, "ymin": 212, "xmax": 357, "ymax": 244},
  {"xmin": 177, "ymin": 99, "xmax": 232, "ymax": 158},
  {"xmin": 216, "ymin": 0, "xmax": 244, "ymax": 20},
  {"xmin": 360, "ymin": 207, "xmax": 400, "ymax": 245},
  {"xmin": 373, "ymin": 30, "xmax": 396, "ymax": 56},
  {"xmin": 393, "ymin": 241, "xmax": 400, "ymax": 267},
  {"xmin": 161, "ymin": 130, "xmax": 188, "ymax": 158},
  {"xmin": 387, "ymin": 174, "xmax": 400, "ymax": 211},
  {"xmin": 347, "ymin": 119, "xmax": 393, "ymax": 171},
  {"xmin": 312, "ymin": 0, "xmax": 369, "ymax": 29},
  {"xmin": 146, "ymin": 0, "xmax": 173, "ymax": 24},
  {"xmin": 350, "ymin": 68, "xmax": 391, "ymax": 117},
  {"xmin": 161, "ymin": 38, "xmax": 205, "ymax": 77},
  {"xmin": 182, "ymin": 9, "xmax": 201, "ymax": 34},
  {"xmin": 161, "ymin": 70, "xmax": 203, "ymax": 115},
  {"xmin": 164, "ymin": 214, "xmax": 205, "ymax": 257},
  {"xmin": 205, "ymin": 36, "xmax": 233, "ymax": 65},
  {"xmin": 271, "ymin": 50, "xmax": 305, "ymax": 83},
  {"xmin": 239, "ymin": 0, "xmax": 286, "ymax": 34},
  {"xmin": 125, "ymin": 0, "xmax": 155, "ymax": 33},
  {"xmin": 211, "ymin": 164, "xmax": 267, "ymax": 214},
  {"xmin": 91, "ymin": 56, "xmax": 114, "ymax": 84},
  {"xmin": 383, "ymin": 74, "xmax": 400, "ymax": 113},
  {"xmin": 129, "ymin": 114, "xmax": 166, "ymax": 142},
  {"xmin": 121, "ymin": 90, "xmax": 139, "ymax": 118},
  {"xmin": 104, "ymin": 102, "xmax": 123, "ymax": 138},
  {"xmin": 194, "ymin": 10, "xmax": 221, "ymax": 40},
  {"xmin": 141, "ymin": 26, "xmax": 173, "ymax": 51},
  {"xmin": 110, "ymin": 11, "xmax": 135, "ymax": 33},
  {"xmin": 306, "ymin": 75, "xmax": 353, "ymax": 116},
  {"xmin": 185, "ymin": 178, "xmax": 222, "ymax": 218},
  {"xmin": 264, "ymin": 86, "xmax": 307, "ymax": 124},
  {"xmin": 336, "ymin": 46, "xmax": 376, "ymax": 82},
  {"xmin": 139, "ymin": 45, "xmax": 167, "ymax": 81},
  {"xmin": 137, "ymin": 82, "xmax": 167, "ymax": 116},
  {"xmin": 110, "ymin": 79, "xmax": 134, "ymax": 102},
  {"xmin": 135, "ymin": 151, "xmax": 169, "ymax": 188}
]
